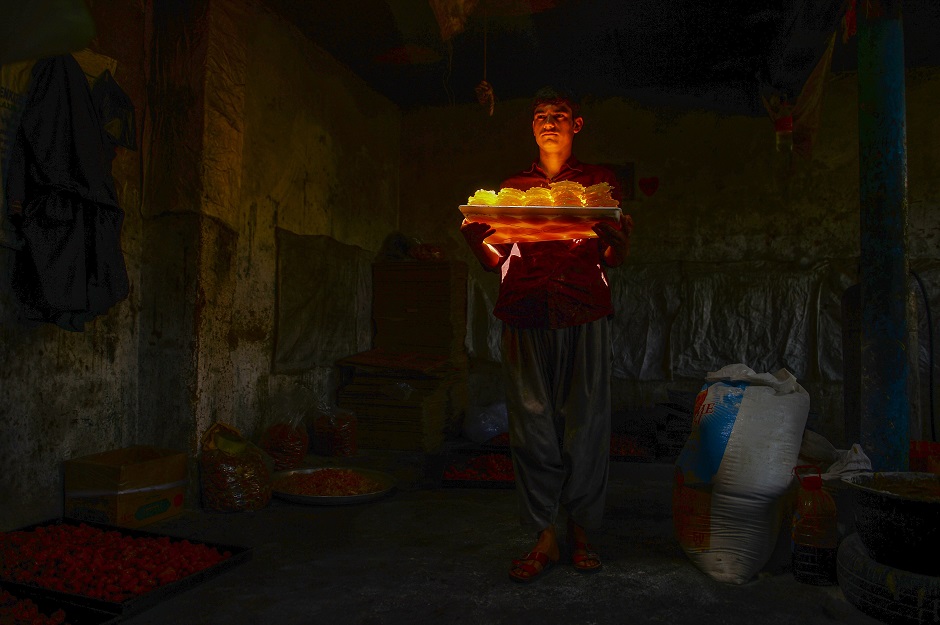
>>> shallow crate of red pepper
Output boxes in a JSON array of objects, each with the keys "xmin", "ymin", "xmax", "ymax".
[
  {"xmin": 441, "ymin": 451, "xmax": 515, "ymax": 489},
  {"xmin": 0, "ymin": 519, "xmax": 252, "ymax": 619},
  {"xmin": 0, "ymin": 585, "xmax": 120, "ymax": 625},
  {"xmin": 609, "ymin": 432, "xmax": 656, "ymax": 462},
  {"xmin": 480, "ymin": 432, "xmax": 510, "ymax": 450}
]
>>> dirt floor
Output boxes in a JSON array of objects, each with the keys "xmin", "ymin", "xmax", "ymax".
[{"xmin": 112, "ymin": 454, "xmax": 882, "ymax": 625}]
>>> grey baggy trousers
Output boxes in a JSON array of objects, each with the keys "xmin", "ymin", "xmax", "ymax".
[{"xmin": 500, "ymin": 317, "xmax": 612, "ymax": 531}]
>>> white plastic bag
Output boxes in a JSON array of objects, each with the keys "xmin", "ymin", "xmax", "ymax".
[
  {"xmin": 462, "ymin": 402, "xmax": 508, "ymax": 444},
  {"xmin": 673, "ymin": 364, "xmax": 810, "ymax": 584}
]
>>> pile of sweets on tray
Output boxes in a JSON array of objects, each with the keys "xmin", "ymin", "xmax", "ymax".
[{"xmin": 467, "ymin": 181, "xmax": 618, "ymax": 207}]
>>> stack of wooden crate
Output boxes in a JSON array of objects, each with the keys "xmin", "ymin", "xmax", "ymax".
[{"xmin": 336, "ymin": 261, "xmax": 469, "ymax": 453}]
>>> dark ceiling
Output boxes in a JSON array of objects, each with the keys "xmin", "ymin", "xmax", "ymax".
[{"xmin": 266, "ymin": 0, "xmax": 940, "ymax": 115}]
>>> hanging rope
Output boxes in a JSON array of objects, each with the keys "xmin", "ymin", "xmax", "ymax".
[{"xmin": 474, "ymin": 5, "xmax": 494, "ymax": 115}]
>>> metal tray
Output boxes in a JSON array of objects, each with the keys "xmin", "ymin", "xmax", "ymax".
[
  {"xmin": 0, "ymin": 518, "xmax": 252, "ymax": 618},
  {"xmin": 459, "ymin": 205, "xmax": 621, "ymax": 218},
  {"xmin": 272, "ymin": 467, "xmax": 396, "ymax": 505},
  {"xmin": 459, "ymin": 205, "xmax": 622, "ymax": 244},
  {"xmin": 0, "ymin": 583, "xmax": 121, "ymax": 625}
]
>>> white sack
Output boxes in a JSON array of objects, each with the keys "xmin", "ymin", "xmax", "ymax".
[{"xmin": 673, "ymin": 364, "xmax": 810, "ymax": 584}]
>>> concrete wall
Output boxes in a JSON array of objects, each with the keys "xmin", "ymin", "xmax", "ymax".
[
  {"xmin": 2, "ymin": 0, "xmax": 937, "ymax": 530},
  {"xmin": 1, "ymin": 0, "xmax": 400, "ymax": 529},
  {"xmin": 0, "ymin": 0, "xmax": 147, "ymax": 529},
  {"xmin": 400, "ymin": 68, "xmax": 940, "ymax": 447}
]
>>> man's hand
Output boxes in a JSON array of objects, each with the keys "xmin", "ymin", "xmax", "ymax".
[
  {"xmin": 593, "ymin": 213, "xmax": 633, "ymax": 267},
  {"xmin": 460, "ymin": 219, "xmax": 502, "ymax": 270},
  {"xmin": 460, "ymin": 220, "xmax": 495, "ymax": 248}
]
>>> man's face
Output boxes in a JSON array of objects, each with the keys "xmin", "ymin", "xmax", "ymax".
[{"xmin": 532, "ymin": 102, "xmax": 583, "ymax": 155}]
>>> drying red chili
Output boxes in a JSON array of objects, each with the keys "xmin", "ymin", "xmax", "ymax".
[
  {"xmin": 273, "ymin": 469, "xmax": 382, "ymax": 497},
  {"xmin": 609, "ymin": 433, "xmax": 652, "ymax": 458},
  {"xmin": 312, "ymin": 412, "xmax": 357, "ymax": 457},
  {"xmin": 0, "ymin": 523, "xmax": 231, "ymax": 603},
  {"xmin": 0, "ymin": 589, "xmax": 69, "ymax": 625},
  {"xmin": 260, "ymin": 422, "xmax": 309, "ymax": 471},
  {"xmin": 443, "ymin": 453, "xmax": 515, "ymax": 482},
  {"xmin": 200, "ymin": 446, "xmax": 271, "ymax": 512}
]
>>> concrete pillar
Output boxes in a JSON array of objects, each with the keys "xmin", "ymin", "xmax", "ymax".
[
  {"xmin": 139, "ymin": 0, "xmax": 246, "ymax": 472},
  {"xmin": 857, "ymin": 0, "xmax": 910, "ymax": 471}
]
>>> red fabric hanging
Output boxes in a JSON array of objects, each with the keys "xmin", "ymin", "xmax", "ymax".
[{"xmin": 763, "ymin": 31, "xmax": 837, "ymax": 161}]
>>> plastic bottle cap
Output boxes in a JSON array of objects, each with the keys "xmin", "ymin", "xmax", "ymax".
[{"xmin": 802, "ymin": 475, "xmax": 823, "ymax": 490}]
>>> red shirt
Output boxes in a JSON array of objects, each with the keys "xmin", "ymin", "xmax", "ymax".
[{"xmin": 491, "ymin": 157, "xmax": 621, "ymax": 329}]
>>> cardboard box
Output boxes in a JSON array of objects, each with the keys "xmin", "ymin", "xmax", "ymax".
[{"xmin": 63, "ymin": 446, "xmax": 188, "ymax": 528}]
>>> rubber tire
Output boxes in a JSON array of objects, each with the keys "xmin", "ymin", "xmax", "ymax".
[{"xmin": 837, "ymin": 533, "xmax": 940, "ymax": 624}]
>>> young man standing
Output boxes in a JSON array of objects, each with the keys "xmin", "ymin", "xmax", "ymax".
[{"xmin": 460, "ymin": 87, "xmax": 633, "ymax": 583}]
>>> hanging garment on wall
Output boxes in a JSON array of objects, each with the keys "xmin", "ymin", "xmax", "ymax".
[
  {"xmin": 91, "ymin": 69, "xmax": 137, "ymax": 152},
  {"xmin": 4, "ymin": 54, "xmax": 131, "ymax": 331}
]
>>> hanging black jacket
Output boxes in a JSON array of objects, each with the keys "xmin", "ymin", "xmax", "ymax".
[{"xmin": 5, "ymin": 54, "xmax": 130, "ymax": 331}]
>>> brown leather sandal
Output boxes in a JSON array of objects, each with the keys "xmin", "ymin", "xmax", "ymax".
[{"xmin": 508, "ymin": 550, "xmax": 556, "ymax": 583}]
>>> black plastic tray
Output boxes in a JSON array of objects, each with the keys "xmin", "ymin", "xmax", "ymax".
[
  {"xmin": 609, "ymin": 431, "xmax": 657, "ymax": 462},
  {"xmin": 441, "ymin": 478, "xmax": 516, "ymax": 489},
  {"xmin": 0, "ymin": 583, "xmax": 121, "ymax": 625},
  {"xmin": 0, "ymin": 518, "xmax": 252, "ymax": 618},
  {"xmin": 441, "ymin": 450, "xmax": 516, "ymax": 489}
]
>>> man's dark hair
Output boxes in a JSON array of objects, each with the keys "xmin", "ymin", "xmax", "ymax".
[{"xmin": 531, "ymin": 86, "xmax": 581, "ymax": 119}]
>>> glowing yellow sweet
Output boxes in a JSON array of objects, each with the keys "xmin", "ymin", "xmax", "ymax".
[
  {"xmin": 467, "ymin": 189, "xmax": 499, "ymax": 205},
  {"xmin": 496, "ymin": 188, "xmax": 526, "ymax": 205},
  {"xmin": 466, "ymin": 183, "xmax": 618, "ymax": 207}
]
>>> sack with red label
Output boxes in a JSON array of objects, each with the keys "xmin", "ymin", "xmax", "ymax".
[{"xmin": 672, "ymin": 364, "xmax": 809, "ymax": 584}]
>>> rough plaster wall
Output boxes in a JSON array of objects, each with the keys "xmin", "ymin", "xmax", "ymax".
[
  {"xmin": 137, "ymin": 0, "xmax": 212, "ymax": 479},
  {"xmin": 0, "ymin": 0, "xmax": 146, "ymax": 529},
  {"xmin": 242, "ymin": 9, "xmax": 400, "ymax": 250},
  {"xmin": 133, "ymin": 0, "xmax": 245, "ymax": 477},
  {"xmin": 136, "ymin": 0, "xmax": 401, "ymax": 510},
  {"xmin": 226, "ymin": 3, "xmax": 401, "ymax": 434},
  {"xmin": 1, "ymin": 0, "xmax": 401, "ymax": 529},
  {"xmin": 138, "ymin": 214, "xmax": 200, "ymax": 451},
  {"xmin": 400, "ymin": 69, "xmax": 940, "ymax": 447},
  {"xmin": 190, "ymin": 0, "xmax": 245, "ymax": 446}
]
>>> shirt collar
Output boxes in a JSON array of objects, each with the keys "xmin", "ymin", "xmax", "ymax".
[{"xmin": 523, "ymin": 156, "xmax": 584, "ymax": 179}]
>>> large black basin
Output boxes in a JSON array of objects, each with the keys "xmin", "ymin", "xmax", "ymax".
[{"xmin": 841, "ymin": 472, "xmax": 940, "ymax": 576}]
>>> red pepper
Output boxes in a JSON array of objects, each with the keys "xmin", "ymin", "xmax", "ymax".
[
  {"xmin": 0, "ymin": 523, "xmax": 230, "ymax": 602},
  {"xmin": 0, "ymin": 588, "xmax": 73, "ymax": 624},
  {"xmin": 444, "ymin": 454, "xmax": 514, "ymax": 482}
]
